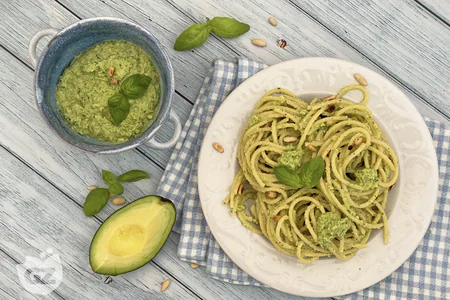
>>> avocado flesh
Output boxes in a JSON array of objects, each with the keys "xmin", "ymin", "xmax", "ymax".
[{"xmin": 89, "ymin": 195, "xmax": 176, "ymax": 275}]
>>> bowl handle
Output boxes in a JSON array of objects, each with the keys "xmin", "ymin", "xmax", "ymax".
[
  {"xmin": 145, "ymin": 109, "xmax": 182, "ymax": 150},
  {"xmin": 28, "ymin": 29, "xmax": 59, "ymax": 68}
]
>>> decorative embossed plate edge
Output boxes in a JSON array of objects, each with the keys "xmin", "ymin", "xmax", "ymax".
[{"xmin": 197, "ymin": 57, "xmax": 438, "ymax": 297}]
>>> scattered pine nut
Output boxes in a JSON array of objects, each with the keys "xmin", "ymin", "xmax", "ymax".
[
  {"xmin": 161, "ymin": 279, "xmax": 171, "ymax": 292},
  {"xmin": 307, "ymin": 144, "xmax": 317, "ymax": 152},
  {"xmin": 190, "ymin": 263, "xmax": 199, "ymax": 269},
  {"xmin": 237, "ymin": 183, "xmax": 244, "ymax": 195},
  {"xmin": 111, "ymin": 197, "xmax": 126, "ymax": 206},
  {"xmin": 212, "ymin": 142, "xmax": 224, "ymax": 153},
  {"xmin": 109, "ymin": 193, "xmax": 115, "ymax": 198},
  {"xmin": 354, "ymin": 137, "xmax": 363, "ymax": 146},
  {"xmin": 283, "ymin": 136, "xmax": 297, "ymax": 143},
  {"xmin": 354, "ymin": 73, "xmax": 368, "ymax": 86},
  {"xmin": 268, "ymin": 17, "xmax": 277, "ymax": 26},
  {"xmin": 252, "ymin": 39, "xmax": 267, "ymax": 47},
  {"xmin": 323, "ymin": 95, "xmax": 336, "ymax": 101},
  {"xmin": 111, "ymin": 78, "xmax": 119, "ymax": 85},
  {"xmin": 108, "ymin": 67, "xmax": 115, "ymax": 77},
  {"xmin": 267, "ymin": 191, "xmax": 277, "ymax": 198},
  {"xmin": 87, "ymin": 185, "xmax": 97, "ymax": 191}
]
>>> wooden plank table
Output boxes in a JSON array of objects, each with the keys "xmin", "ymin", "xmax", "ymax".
[{"xmin": 0, "ymin": 0, "xmax": 448, "ymax": 299}]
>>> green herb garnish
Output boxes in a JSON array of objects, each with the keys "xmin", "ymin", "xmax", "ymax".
[
  {"xmin": 174, "ymin": 17, "xmax": 250, "ymax": 51},
  {"xmin": 83, "ymin": 169, "xmax": 151, "ymax": 216},
  {"xmin": 83, "ymin": 188, "xmax": 110, "ymax": 216},
  {"xmin": 274, "ymin": 156, "xmax": 325, "ymax": 188},
  {"xmin": 117, "ymin": 170, "xmax": 151, "ymax": 182},
  {"xmin": 107, "ymin": 75, "xmax": 151, "ymax": 126}
]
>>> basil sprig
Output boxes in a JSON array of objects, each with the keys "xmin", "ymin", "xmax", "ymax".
[
  {"xmin": 174, "ymin": 17, "xmax": 250, "ymax": 51},
  {"xmin": 108, "ymin": 74, "xmax": 151, "ymax": 126},
  {"xmin": 83, "ymin": 169, "xmax": 151, "ymax": 216},
  {"xmin": 274, "ymin": 156, "xmax": 325, "ymax": 188}
]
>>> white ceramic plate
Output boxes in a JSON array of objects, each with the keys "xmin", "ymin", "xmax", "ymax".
[{"xmin": 197, "ymin": 58, "xmax": 438, "ymax": 297}]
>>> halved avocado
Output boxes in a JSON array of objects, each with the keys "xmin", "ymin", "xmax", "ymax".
[{"xmin": 89, "ymin": 195, "xmax": 176, "ymax": 275}]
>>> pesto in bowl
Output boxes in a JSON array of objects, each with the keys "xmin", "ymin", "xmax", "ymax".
[{"xmin": 55, "ymin": 40, "xmax": 160, "ymax": 143}]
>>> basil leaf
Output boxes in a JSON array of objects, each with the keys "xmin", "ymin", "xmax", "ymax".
[
  {"xmin": 83, "ymin": 188, "xmax": 109, "ymax": 216},
  {"xmin": 108, "ymin": 94, "xmax": 130, "ymax": 125},
  {"xmin": 208, "ymin": 17, "xmax": 250, "ymax": 38},
  {"xmin": 174, "ymin": 23, "xmax": 211, "ymax": 51},
  {"xmin": 109, "ymin": 182, "xmax": 124, "ymax": 195},
  {"xmin": 274, "ymin": 166, "xmax": 302, "ymax": 188},
  {"xmin": 298, "ymin": 156, "xmax": 325, "ymax": 188},
  {"xmin": 117, "ymin": 170, "xmax": 150, "ymax": 182},
  {"xmin": 120, "ymin": 74, "xmax": 152, "ymax": 99},
  {"xmin": 102, "ymin": 170, "xmax": 116, "ymax": 185}
]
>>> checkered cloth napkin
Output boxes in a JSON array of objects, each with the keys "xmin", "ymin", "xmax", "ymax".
[{"xmin": 157, "ymin": 58, "xmax": 449, "ymax": 299}]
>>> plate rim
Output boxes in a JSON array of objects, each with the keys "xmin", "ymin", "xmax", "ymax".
[{"xmin": 197, "ymin": 57, "xmax": 439, "ymax": 297}]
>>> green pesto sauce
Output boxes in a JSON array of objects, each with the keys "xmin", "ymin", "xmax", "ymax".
[
  {"xmin": 248, "ymin": 115, "xmax": 261, "ymax": 128},
  {"xmin": 317, "ymin": 212, "xmax": 350, "ymax": 248},
  {"xmin": 355, "ymin": 168, "xmax": 379, "ymax": 189},
  {"xmin": 278, "ymin": 148, "xmax": 304, "ymax": 170},
  {"xmin": 56, "ymin": 40, "xmax": 160, "ymax": 143}
]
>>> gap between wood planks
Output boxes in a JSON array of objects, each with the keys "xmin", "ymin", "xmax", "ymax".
[
  {"xmin": 286, "ymin": 0, "xmax": 450, "ymax": 122},
  {"xmin": 0, "ymin": 142, "xmax": 203, "ymax": 300},
  {"xmin": 57, "ymin": 0, "xmax": 450, "ymax": 124}
]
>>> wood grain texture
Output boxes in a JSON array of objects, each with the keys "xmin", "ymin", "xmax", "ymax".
[
  {"xmin": 0, "ymin": 47, "xmax": 314, "ymax": 300},
  {"xmin": 0, "ymin": 0, "xmax": 449, "ymax": 299},
  {"xmin": 0, "ymin": 146, "xmax": 199, "ymax": 300},
  {"xmin": 417, "ymin": 0, "xmax": 450, "ymax": 23},
  {"xmin": 289, "ymin": 0, "xmax": 450, "ymax": 118}
]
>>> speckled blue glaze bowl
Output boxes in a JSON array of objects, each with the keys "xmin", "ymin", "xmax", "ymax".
[{"xmin": 29, "ymin": 17, "xmax": 181, "ymax": 154}]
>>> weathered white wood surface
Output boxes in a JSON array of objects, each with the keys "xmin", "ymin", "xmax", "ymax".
[
  {"xmin": 418, "ymin": 0, "xmax": 450, "ymax": 23},
  {"xmin": 0, "ymin": 0, "xmax": 448, "ymax": 299}
]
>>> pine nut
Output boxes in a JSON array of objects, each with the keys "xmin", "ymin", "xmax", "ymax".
[
  {"xmin": 308, "ymin": 144, "xmax": 317, "ymax": 152},
  {"xmin": 323, "ymin": 95, "xmax": 336, "ymax": 101},
  {"xmin": 190, "ymin": 263, "xmax": 199, "ymax": 269},
  {"xmin": 283, "ymin": 136, "xmax": 297, "ymax": 143},
  {"xmin": 354, "ymin": 73, "xmax": 368, "ymax": 86},
  {"xmin": 108, "ymin": 67, "xmax": 115, "ymax": 77},
  {"xmin": 354, "ymin": 137, "xmax": 363, "ymax": 146},
  {"xmin": 161, "ymin": 279, "xmax": 171, "ymax": 292},
  {"xmin": 252, "ymin": 39, "xmax": 267, "ymax": 47},
  {"xmin": 212, "ymin": 142, "xmax": 224, "ymax": 153},
  {"xmin": 268, "ymin": 17, "xmax": 277, "ymax": 26},
  {"xmin": 87, "ymin": 185, "xmax": 97, "ymax": 191},
  {"xmin": 111, "ymin": 197, "xmax": 125, "ymax": 206}
]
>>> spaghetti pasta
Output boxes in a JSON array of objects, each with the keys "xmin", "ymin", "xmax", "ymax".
[{"xmin": 223, "ymin": 84, "xmax": 399, "ymax": 262}]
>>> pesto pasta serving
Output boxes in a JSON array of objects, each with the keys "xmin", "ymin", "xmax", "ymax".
[{"xmin": 223, "ymin": 83, "xmax": 399, "ymax": 263}]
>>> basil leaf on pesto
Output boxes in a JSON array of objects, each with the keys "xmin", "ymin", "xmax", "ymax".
[
  {"xmin": 117, "ymin": 170, "xmax": 150, "ymax": 182},
  {"xmin": 83, "ymin": 188, "xmax": 109, "ymax": 216},
  {"xmin": 298, "ymin": 156, "xmax": 325, "ymax": 188},
  {"xmin": 108, "ymin": 182, "xmax": 124, "ymax": 195},
  {"xmin": 174, "ymin": 23, "xmax": 211, "ymax": 51},
  {"xmin": 108, "ymin": 94, "xmax": 130, "ymax": 126},
  {"xmin": 274, "ymin": 165, "xmax": 302, "ymax": 188},
  {"xmin": 208, "ymin": 17, "xmax": 250, "ymax": 38},
  {"xmin": 120, "ymin": 74, "xmax": 152, "ymax": 99},
  {"xmin": 102, "ymin": 170, "xmax": 117, "ymax": 185}
]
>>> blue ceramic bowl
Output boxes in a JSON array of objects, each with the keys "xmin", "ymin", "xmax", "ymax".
[{"xmin": 29, "ymin": 17, "xmax": 181, "ymax": 154}]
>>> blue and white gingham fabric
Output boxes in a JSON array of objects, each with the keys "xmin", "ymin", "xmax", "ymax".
[{"xmin": 157, "ymin": 58, "xmax": 449, "ymax": 298}]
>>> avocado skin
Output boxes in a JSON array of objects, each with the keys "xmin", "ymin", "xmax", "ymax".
[{"xmin": 89, "ymin": 195, "xmax": 176, "ymax": 275}]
